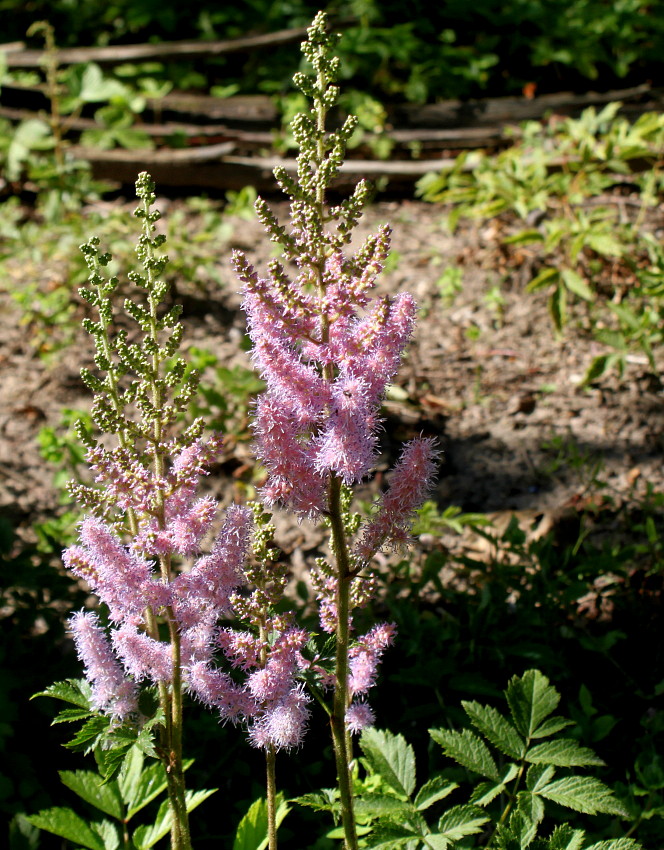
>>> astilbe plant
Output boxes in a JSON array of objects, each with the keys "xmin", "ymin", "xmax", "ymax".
[
  {"xmin": 55, "ymin": 173, "xmax": 260, "ymax": 850},
  {"xmin": 232, "ymin": 11, "xmax": 438, "ymax": 849}
]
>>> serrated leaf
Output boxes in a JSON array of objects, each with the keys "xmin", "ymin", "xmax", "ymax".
[
  {"xmin": 506, "ymin": 670, "xmax": 560, "ymax": 740},
  {"xmin": 58, "ymin": 771, "xmax": 124, "ymax": 820},
  {"xmin": 355, "ymin": 794, "xmax": 414, "ymax": 819},
  {"xmin": 539, "ymin": 776, "xmax": 628, "ymax": 816},
  {"xmin": 233, "ymin": 793, "xmax": 290, "ymax": 850},
  {"xmin": 517, "ymin": 790, "xmax": 545, "ymax": 825},
  {"xmin": 93, "ymin": 818, "xmax": 121, "ymax": 850},
  {"xmin": 507, "ymin": 809, "xmax": 538, "ymax": 849},
  {"xmin": 470, "ymin": 781, "xmax": 505, "ymax": 807},
  {"xmin": 529, "ymin": 717, "xmax": 574, "ymax": 739},
  {"xmin": 437, "ymin": 804, "xmax": 490, "ymax": 839},
  {"xmin": 64, "ymin": 715, "xmax": 110, "ymax": 754},
  {"xmin": 546, "ymin": 824, "xmax": 586, "ymax": 850},
  {"xmin": 470, "ymin": 763, "xmax": 519, "ymax": 806},
  {"xmin": 51, "ymin": 706, "xmax": 95, "ymax": 724},
  {"xmin": 415, "ymin": 776, "xmax": 458, "ymax": 810},
  {"xmin": 526, "ymin": 739, "xmax": 604, "ymax": 767},
  {"xmin": 124, "ymin": 759, "xmax": 168, "ymax": 820},
  {"xmin": 291, "ymin": 790, "xmax": 338, "ymax": 813},
  {"xmin": 33, "ymin": 679, "xmax": 93, "ymax": 709},
  {"xmin": 118, "ymin": 746, "xmax": 144, "ymax": 809},
  {"xmin": 430, "ymin": 728, "xmax": 500, "ymax": 781},
  {"xmin": 27, "ymin": 808, "xmax": 106, "ymax": 850},
  {"xmin": 361, "ymin": 728, "xmax": 416, "ymax": 797},
  {"xmin": 526, "ymin": 764, "xmax": 556, "ymax": 793},
  {"xmin": 362, "ymin": 822, "xmax": 421, "ymax": 849},
  {"xmin": 462, "ymin": 701, "xmax": 525, "ymax": 759},
  {"xmin": 96, "ymin": 742, "xmax": 133, "ymax": 784},
  {"xmin": 584, "ymin": 841, "xmax": 643, "ymax": 850}
]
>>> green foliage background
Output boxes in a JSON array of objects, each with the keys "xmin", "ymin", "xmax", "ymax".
[{"xmin": 1, "ymin": 0, "xmax": 663, "ymax": 101}]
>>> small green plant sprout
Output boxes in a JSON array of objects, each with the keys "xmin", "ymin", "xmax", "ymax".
[{"xmin": 304, "ymin": 670, "xmax": 638, "ymax": 849}]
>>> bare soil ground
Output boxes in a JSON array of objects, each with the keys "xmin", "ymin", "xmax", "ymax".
[{"xmin": 1, "ymin": 197, "xmax": 663, "ymax": 564}]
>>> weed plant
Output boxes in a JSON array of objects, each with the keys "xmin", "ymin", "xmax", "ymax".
[{"xmin": 418, "ymin": 104, "xmax": 664, "ymax": 384}]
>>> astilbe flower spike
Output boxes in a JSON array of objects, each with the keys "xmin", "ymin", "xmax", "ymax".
[
  {"xmin": 62, "ymin": 174, "xmax": 259, "ymax": 850},
  {"xmin": 232, "ymin": 12, "xmax": 439, "ymax": 850}
]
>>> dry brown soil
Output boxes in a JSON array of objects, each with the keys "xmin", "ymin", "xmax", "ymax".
[{"xmin": 1, "ymin": 197, "xmax": 663, "ymax": 567}]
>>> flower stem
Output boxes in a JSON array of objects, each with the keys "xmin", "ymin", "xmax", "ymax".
[
  {"xmin": 266, "ymin": 746, "xmax": 278, "ymax": 850},
  {"xmin": 328, "ymin": 473, "xmax": 358, "ymax": 850}
]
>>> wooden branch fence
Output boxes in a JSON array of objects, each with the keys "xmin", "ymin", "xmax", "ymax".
[{"xmin": 1, "ymin": 27, "xmax": 662, "ymax": 193}]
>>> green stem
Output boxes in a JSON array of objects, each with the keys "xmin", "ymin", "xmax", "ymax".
[
  {"xmin": 266, "ymin": 746, "xmax": 278, "ymax": 850},
  {"xmin": 140, "ymin": 199, "xmax": 191, "ymax": 850},
  {"xmin": 328, "ymin": 474, "xmax": 358, "ymax": 850}
]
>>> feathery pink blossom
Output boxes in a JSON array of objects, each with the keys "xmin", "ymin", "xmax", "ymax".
[
  {"xmin": 187, "ymin": 661, "xmax": 257, "ymax": 722},
  {"xmin": 171, "ymin": 504, "xmax": 252, "ymax": 628},
  {"xmin": 248, "ymin": 686, "xmax": 311, "ymax": 751},
  {"xmin": 64, "ymin": 517, "xmax": 169, "ymax": 622},
  {"xmin": 346, "ymin": 700, "xmax": 375, "ymax": 734},
  {"xmin": 355, "ymin": 437, "xmax": 439, "ymax": 564},
  {"xmin": 348, "ymin": 623, "xmax": 396, "ymax": 696},
  {"xmin": 112, "ymin": 622, "xmax": 173, "ymax": 683},
  {"xmin": 70, "ymin": 611, "xmax": 138, "ymax": 718}
]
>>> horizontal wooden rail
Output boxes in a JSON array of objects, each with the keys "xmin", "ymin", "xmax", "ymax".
[{"xmin": 0, "ymin": 26, "xmax": 309, "ymax": 67}]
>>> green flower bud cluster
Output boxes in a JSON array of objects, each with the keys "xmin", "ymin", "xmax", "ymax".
[{"xmin": 71, "ymin": 171, "xmax": 202, "ymax": 517}]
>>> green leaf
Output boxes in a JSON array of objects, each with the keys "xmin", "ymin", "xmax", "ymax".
[
  {"xmin": 360, "ymin": 728, "xmax": 416, "ymax": 797},
  {"xmin": 506, "ymin": 809, "xmax": 538, "ymax": 849},
  {"xmin": 27, "ymin": 808, "xmax": 106, "ymax": 850},
  {"xmin": 233, "ymin": 794, "xmax": 290, "ymax": 850},
  {"xmin": 462, "ymin": 700, "xmax": 525, "ymax": 759},
  {"xmin": 362, "ymin": 822, "xmax": 422, "ymax": 849},
  {"xmin": 64, "ymin": 715, "xmax": 110, "ymax": 754},
  {"xmin": 585, "ymin": 233, "xmax": 623, "ymax": 257},
  {"xmin": 424, "ymin": 837, "xmax": 452, "ymax": 850},
  {"xmin": 120, "ymin": 750, "xmax": 168, "ymax": 820},
  {"xmin": 133, "ymin": 788, "xmax": 215, "ymax": 850},
  {"xmin": 291, "ymin": 789, "xmax": 338, "ymax": 813},
  {"xmin": 539, "ymin": 776, "xmax": 628, "ymax": 816},
  {"xmin": 33, "ymin": 678, "xmax": 92, "ymax": 709},
  {"xmin": 525, "ymin": 267, "xmax": 559, "ymax": 293},
  {"xmin": 548, "ymin": 285, "xmax": 567, "ymax": 334},
  {"xmin": 502, "ymin": 229, "xmax": 544, "ymax": 246},
  {"xmin": 355, "ymin": 794, "xmax": 414, "ymax": 819},
  {"xmin": 470, "ymin": 763, "xmax": 519, "ymax": 807},
  {"xmin": 528, "ymin": 717, "xmax": 573, "ymax": 739},
  {"xmin": 94, "ymin": 819, "xmax": 121, "ymax": 850},
  {"xmin": 580, "ymin": 355, "xmax": 613, "ymax": 386},
  {"xmin": 52, "ymin": 707, "xmax": 95, "ymax": 726},
  {"xmin": 414, "ymin": 776, "xmax": 458, "ymax": 811},
  {"xmin": 437, "ymin": 804, "xmax": 490, "ymax": 840},
  {"xmin": 561, "ymin": 268, "xmax": 594, "ymax": 301},
  {"xmin": 583, "ymin": 841, "xmax": 643, "ymax": 850},
  {"xmin": 546, "ymin": 824, "xmax": 586, "ymax": 850},
  {"xmin": 95, "ymin": 741, "xmax": 134, "ymax": 784},
  {"xmin": 118, "ymin": 746, "xmax": 144, "ymax": 810},
  {"xmin": 58, "ymin": 771, "xmax": 124, "ymax": 820},
  {"xmin": 517, "ymin": 790, "xmax": 545, "ymax": 826},
  {"xmin": 526, "ymin": 739, "xmax": 604, "ymax": 767},
  {"xmin": 526, "ymin": 764, "xmax": 556, "ymax": 793},
  {"xmin": 506, "ymin": 670, "xmax": 560, "ymax": 740},
  {"xmin": 430, "ymin": 728, "xmax": 500, "ymax": 781}
]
